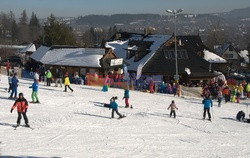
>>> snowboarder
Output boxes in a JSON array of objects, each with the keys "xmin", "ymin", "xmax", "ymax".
[
  {"xmin": 9, "ymin": 73, "xmax": 19, "ymax": 99},
  {"xmin": 167, "ymin": 100, "xmax": 178, "ymax": 118},
  {"xmin": 123, "ymin": 88, "xmax": 130, "ymax": 108},
  {"xmin": 29, "ymin": 80, "xmax": 39, "ymax": 103},
  {"xmin": 109, "ymin": 97, "xmax": 124, "ymax": 119},
  {"xmin": 10, "ymin": 93, "xmax": 29, "ymax": 127},
  {"xmin": 202, "ymin": 96, "xmax": 213, "ymax": 121},
  {"xmin": 64, "ymin": 72, "xmax": 73, "ymax": 92}
]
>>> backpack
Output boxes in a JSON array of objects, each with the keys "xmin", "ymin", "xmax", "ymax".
[{"xmin": 236, "ymin": 111, "xmax": 245, "ymax": 121}]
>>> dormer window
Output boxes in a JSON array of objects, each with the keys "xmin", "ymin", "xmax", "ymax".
[
  {"xmin": 126, "ymin": 50, "xmax": 135, "ymax": 59},
  {"xmin": 164, "ymin": 49, "xmax": 188, "ymax": 60}
]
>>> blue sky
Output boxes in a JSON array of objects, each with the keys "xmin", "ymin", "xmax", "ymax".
[{"xmin": 0, "ymin": 0, "xmax": 249, "ymax": 18}]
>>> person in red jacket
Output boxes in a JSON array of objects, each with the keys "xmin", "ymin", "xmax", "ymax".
[
  {"xmin": 6, "ymin": 60, "xmax": 10, "ymax": 76},
  {"xmin": 10, "ymin": 93, "xmax": 29, "ymax": 127}
]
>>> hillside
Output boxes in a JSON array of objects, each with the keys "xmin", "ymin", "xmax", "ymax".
[{"xmin": 0, "ymin": 74, "xmax": 249, "ymax": 157}]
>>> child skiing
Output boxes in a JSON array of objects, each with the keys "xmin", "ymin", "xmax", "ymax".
[
  {"xmin": 109, "ymin": 96, "xmax": 124, "ymax": 119},
  {"xmin": 29, "ymin": 80, "xmax": 40, "ymax": 103},
  {"xmin": 64, "ymin": 72, "xmax": 74, "ymax": 92},
  {"xmin": 167, "ymin": 100, "xmax": 178, "ymax": 118},
  {"xmin": 123, "ymin": 89, "xmax": 130, "ymax": 108},
  {"xmin": 202, "ymin": 96, "xmax": 213, "ymax": 121},
  {"xmin": 10, "ymin": 93, "xmax": 29, "ymax": 127}
]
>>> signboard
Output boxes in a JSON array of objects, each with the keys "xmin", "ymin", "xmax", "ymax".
[{"xmin": 110, "ymin": 58, "xmax": 123, "ymax": 66}]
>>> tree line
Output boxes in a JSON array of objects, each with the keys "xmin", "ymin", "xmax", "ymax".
[{"xmin": 0, "ymin": 10, "xmax": 118, "ymax": 47}]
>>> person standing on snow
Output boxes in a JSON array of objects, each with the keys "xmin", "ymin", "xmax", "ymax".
[
  {"xmin": 29, "ymin": 80, "xmax": 40, "ymax": 103},
  {"xmin": 5, "ymin": 60, "xmax": 10, "ymax": 76},
  {"xmin": 64, "ymin": 72, "xmax": 73, "ymax": 92},
  {"xmin": 167, "ymin": 100, "xmax": 178, "ymax": 118},
  {"xmin": 123, "ymin": 88, "xmax": 130, "ymax": 108},
  {"xmin": 55, "ymin": 68, "xmax": 63, "ymax": 87},
  {"xmin": 46, "ymin": 70, "xmax": 52, "ymax": 86},
  {"xmin": 8, "ymin": 73, "xmax": 13, "ymax": 93},
  {"xmin": 218, "ymin": 89, "xmax": 223, "ymax": 107},
  {"xmin": 9, "ymin": 73, "xmax": 19, "ymax": 99},
  {"xmin": 10, "ymin": 93, "xmax": 29, "ymax": 127},
  {"xmin": 202, "ymin": 96, "xmax": 213, "ymax": 121}
]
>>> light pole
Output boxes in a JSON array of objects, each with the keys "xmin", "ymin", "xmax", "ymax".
[{"xmin": 166, "ymin": 9, "xmax": 183, "ymax": 82}]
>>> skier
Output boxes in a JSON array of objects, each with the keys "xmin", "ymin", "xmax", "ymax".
[
  {"xmin": 123, "ymin": 88, "xmax": 130, "ymax": 108},
  {"xmin": 64, "ymin": 72, "xmax": 73, "ymax": 92},
  {"xmin": 29, "ymin": 80, "xmax": 39, "ymax": 103},
  {"xmin": 8, "ymin": 73, "xmax": 13, "ymax": 93},
  {"xmin": 167, "ymin": 100, "xmax": 178, "ymax": 118},
  {"xmin": 10, "ymin": 93, "xmax": 29, "ymax": 127},
  {"xmin": 9, "ymin": 73, "xmax": 19, "ymax": 99},
  {"xmin": 109, "ymin": 96, "xmax": 124, "ymax": 119},
  {"xmin": 104, "ymin": 96, "xmax": 117, "ymax": 108},
  {"xmin": 202, "ymin": 96, "xmax": 213, "ymax": 121}
]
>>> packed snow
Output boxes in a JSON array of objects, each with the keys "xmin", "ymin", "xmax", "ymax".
[
  {"xmin": 0, "ymin": 75, "xmax": 249, "ymax": 158},
  {"xmin": 203, "ymin": 50, "xmax": 227, "ymax": 63}
]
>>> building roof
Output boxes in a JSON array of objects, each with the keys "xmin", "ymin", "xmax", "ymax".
[
  {"xmin": 203, "ymin": 50, "xmax": 227, "ymax": 63},
  {"xmin": 30, "ymin": 46, "xmax": 105, "ymax": 68},
  {"xmin": 142, "ymin": 35, "xmax": 214, "ymax": 78},
  {"xmin": 105, "ymin": 34, "xmax": 171, "ymax": 71},
  {"xmin": 20, "ymin": 43, "xmax": 36, "ymax": 53}
]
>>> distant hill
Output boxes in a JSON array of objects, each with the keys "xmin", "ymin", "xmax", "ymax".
[{"xmin": 218, "ymin": 7, "xmax": 250, "ymax": 20}]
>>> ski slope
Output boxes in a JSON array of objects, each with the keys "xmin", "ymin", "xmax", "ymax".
[{"xmin": 0, "ymin": 75, "xmax": 249, "ymax": 158}]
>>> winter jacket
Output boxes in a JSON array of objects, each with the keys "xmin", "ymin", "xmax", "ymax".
[
  {"xmin": 64, "ymin": 77, "xmax": 70, "ymax": 85},
  {"xmin": 8, "ymin": 76, "xmax": 12, "ymax": 84},
  {"xmin": 110, "ymin": 101, "xmax": 118, "ymax": 110},
  {"xmin": 124, "ymin": 90, "xmax": 130, "ymax": 98},
  {"xmin": 11, "ymin": 77, "xmax": 19, "ymax": 88},
  {"xmin": 202, "ymin": 98, "xmax": 213, "ymax": 109},
  {"xmin": 246, "ymin": 84, "xmax": 250, "ymax": 92},
  {"xmin": 218, "ymin": 91, "xmax": 223, "ymax": 98},
  {"xmin": 46, "ymin": 71, "xmax": 52, "ymax": 79},
  {"xmin": 238, "ymin": 86, "xmax": 244, "ymax": 93},
  {"xmin": 168, "ymin": 103, "xmax": 178, "ymax": 111},
  {"xmin": 56, "ymin": 70, "xmax": 63, "ymax": 78},
  {"xmin": 223, "ymin": 88, "xmax": 230, "ymax": 95},
  {"xmin": 11, "ymin": 98, "xmax": 28, "ymax": 113},
  {"xmin": 6, "ymin": 62, "xmax": 10, "ymax": 70},
  {"xmin": 29, "ymin": 82, "xmax": 39, "ymax": 92}
]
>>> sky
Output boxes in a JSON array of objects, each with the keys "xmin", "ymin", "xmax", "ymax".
[{"xmin": 0, "ymin": 0, "xmax": 250, "ymax": 18}]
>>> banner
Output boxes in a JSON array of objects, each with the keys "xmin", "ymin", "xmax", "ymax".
[{"xmin": 110, "ymin": 58, "xmax": 123, "ymax": 66}]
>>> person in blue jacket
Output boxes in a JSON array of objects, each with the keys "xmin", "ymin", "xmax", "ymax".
[
  {"xmin": 123, "ymin": 89, "xmax": 130, "ymax": 108},
  {"xmin": 9, "ymin": 73, "xmax": 19, "ymax": 99},
  {"xmin": 29, "ymin": 80, "xmax": 40, "ymax": 103},
  {"xmin": 110, "ymin": 96, "xmax": 123, "ymax": 118},
  {"xmin": 202, "ymin": 96, "xmax": 213, "ymax": 121}
]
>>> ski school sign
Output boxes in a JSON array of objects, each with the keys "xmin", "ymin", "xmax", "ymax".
[{"xmin": 86, "ymin": 73, "xmax": 128, "ymax": 88}]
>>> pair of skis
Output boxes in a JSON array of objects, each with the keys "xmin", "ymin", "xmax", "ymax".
[{"xmin": 13, "ymin": 125, "xmax": 34, "ymax": 130}]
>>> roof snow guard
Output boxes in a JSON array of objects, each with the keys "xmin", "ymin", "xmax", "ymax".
[{"xmin": 30, "ymin": 46, "xmax": 105, "ymax": 68}]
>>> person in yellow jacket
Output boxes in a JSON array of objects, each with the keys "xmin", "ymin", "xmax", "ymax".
[
  {"xmin": 64, "ymin": 72, "xmax": 73, "ymax": 92},
  {"xmin": 237, "ymin": 84, "xmax": 244, "ymax": 98},
  {"xmin": 246, "ymin": 83, "xmax": 250, "ymax": 98}
]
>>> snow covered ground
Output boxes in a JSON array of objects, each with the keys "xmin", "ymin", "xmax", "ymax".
[{"xmin": 0, "ymin": 74, "xmax": 249, "ymax": 158}]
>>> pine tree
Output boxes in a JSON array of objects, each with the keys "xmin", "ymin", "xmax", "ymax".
[
  {"xmin": 18, "ymin": 10, "xmax": 31, "ymax": 44},
  {"xmin": 29, "ymin": 12, "xmax": 41, "ymax": 41},
  {"xmin": 38, "ymin": 14, "xmax": 76, "ymax": 45}
]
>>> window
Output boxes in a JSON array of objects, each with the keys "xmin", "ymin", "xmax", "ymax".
[
  {"xmin": 224, "ymin": 54, "xmax": 234, "ymax": 59},
  {"xmin": 163, "ymin": 49, "xmax": 188, "ymax": 60}
]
